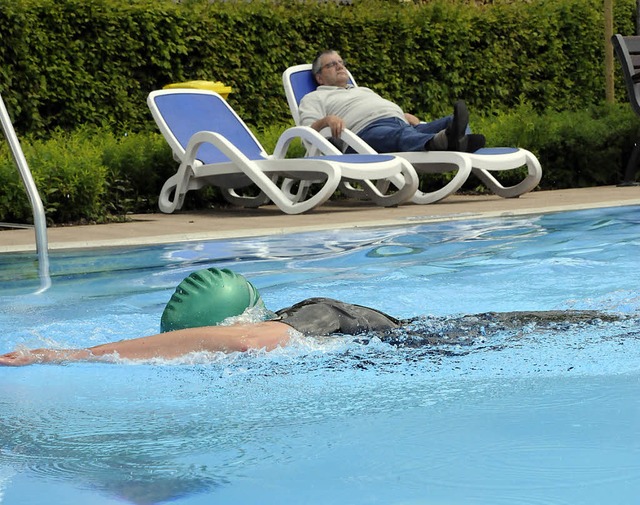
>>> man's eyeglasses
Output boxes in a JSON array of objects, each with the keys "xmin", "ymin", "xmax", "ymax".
[{"xmin": 317, "ymin": 60, "xmax": 346, "ymax": 73}]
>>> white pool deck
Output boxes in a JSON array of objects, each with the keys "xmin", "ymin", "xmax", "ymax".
[{"xmin": 1, "ymin": 186, "xmax": 639, "ymax": 253}]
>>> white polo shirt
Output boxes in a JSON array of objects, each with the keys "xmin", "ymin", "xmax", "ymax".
[{"xmin": 299, "ymin": 85, "xmax": 407, "ymax": 134}]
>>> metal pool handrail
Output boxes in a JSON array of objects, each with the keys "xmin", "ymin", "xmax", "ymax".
[{"xmin": 0, "ymin": 92, "xmax": 51, "ymax": 292}]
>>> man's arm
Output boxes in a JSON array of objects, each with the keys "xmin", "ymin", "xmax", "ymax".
[
  {"xmin": 309, "ymin": 114, "xmax": 345, "ymax": 138},
  {"xmin": 299, "ymin": 92, "xmax": 345, "ymax": 138}
]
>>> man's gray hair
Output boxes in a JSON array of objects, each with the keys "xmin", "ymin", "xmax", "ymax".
[{"xmin": 311, "ymin": 50, "xmax": 338, "ymax": 76}]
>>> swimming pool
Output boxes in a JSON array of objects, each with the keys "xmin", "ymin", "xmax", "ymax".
[{"xmin": 1, "ymin": 206, "xmax": 639, "ymax": 504}]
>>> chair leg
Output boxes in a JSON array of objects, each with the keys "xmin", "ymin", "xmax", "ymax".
[
  {"xmin": 281, "ymin": 179, "xmax": 312, "ymax": 203},
  {"xmin": 619, "ymin": 140, "xmax": 640, "ymax": 186},
  {"xmin": 158, "ymin": 166, "xmax": 191, "ymax": 213},
  {"xmin": 220, "ymin": 188, "xmax": 271, "ymax": 207},
  {"xmin": 470, "ymin": 149, "xmax": 542, "ymax": 198}
]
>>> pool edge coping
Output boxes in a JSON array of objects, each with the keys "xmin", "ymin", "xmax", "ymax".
[{"xmin": 2, "ymin": 194, "xmax": 639, "ymax": 253}]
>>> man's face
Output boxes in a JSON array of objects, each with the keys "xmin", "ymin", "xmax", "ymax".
[{"xmin": 315, "ymin": 53, "xmax": 349, "ymax": 87}]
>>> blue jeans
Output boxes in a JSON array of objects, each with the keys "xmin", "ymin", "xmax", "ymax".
[{"xmin": 356, "ymin": 116, "xmax": 453, "ymax": 152}]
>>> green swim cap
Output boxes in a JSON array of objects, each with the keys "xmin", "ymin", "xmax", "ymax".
[{"xmin": 160, "ymin": 268, "xmax": 264, "ymax": 332}]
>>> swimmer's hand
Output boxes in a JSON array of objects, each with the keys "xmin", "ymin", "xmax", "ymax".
[
  {"xmin": 0, "ymin": 349, "xmax": 45, "ymax": 366},
  {"xmin": 0, "ymin": 348, "xmax": 91, "ymax": 366}
]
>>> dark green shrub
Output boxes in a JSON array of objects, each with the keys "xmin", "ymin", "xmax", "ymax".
[
  {"xmin": 0, "ymin": 0, "xmax": 636, "ymax": 137},
  {"xmin": 100, "ymin": 131, "xmax": 176, "ymax": 214},
  {"xmin": 473, "ymin": 102, "xmax": 638, "ymax": 190},
  {"xmin": 0, "ymin": 127, "xmax": 181, "ymax": 223},
  {"xmin": 0, "ymin": 144, "xmax": 32, "ymax": 223},
  {"xmin": 0, "ymin": 127, "xmax": 108, "ymax": 223}
]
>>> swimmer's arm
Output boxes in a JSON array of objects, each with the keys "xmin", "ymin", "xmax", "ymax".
[{"xmin": 0, "ymin": 321, "xmax": 293, "ymax": 366}]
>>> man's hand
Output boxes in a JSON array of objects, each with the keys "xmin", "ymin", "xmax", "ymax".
[
  {"xmin": 312, "ymin": 115, "xmax": 345, "ymax": 139},
  {"xmin": 404, "ymin": 113, "xmax": 420, "ymax": 126}
]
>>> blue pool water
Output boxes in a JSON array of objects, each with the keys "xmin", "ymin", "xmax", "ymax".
[{"xmin": 1, "ymin": 206, "xmax": 639, "ymax": 504}]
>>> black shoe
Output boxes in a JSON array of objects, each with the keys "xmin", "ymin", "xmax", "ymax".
[
  {"xmin": 465, "ymin": 133, "xmax": 486, "ymax": 153},
  {"xmin": 446, "ymin": 100, "xmax": 469, "ymax": 151}
]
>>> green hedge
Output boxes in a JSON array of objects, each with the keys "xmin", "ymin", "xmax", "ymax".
[{"xmin": 0, "ymin": 0, "xmax": 636, "ymax": 136}]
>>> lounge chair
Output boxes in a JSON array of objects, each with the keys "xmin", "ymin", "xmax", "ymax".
[
  {"xmin": 283, "ymin": 64, "xmax": 543, "ymax": 203},
  {"xmin": 611, "ymin": 34, "xmax": 640, "ymax": 185},
  {"xmin": 147, "ymin": 89, "xmax": 419, "ymax": 214}
]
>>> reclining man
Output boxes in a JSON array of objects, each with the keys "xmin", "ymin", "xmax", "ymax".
[
  {"xmin": 299, "ymin": 50, "xmax": 486, "ymax": 154},
  {"xmin": 0, "ymin": 268, "xmax": 624, "ymax": 366}
]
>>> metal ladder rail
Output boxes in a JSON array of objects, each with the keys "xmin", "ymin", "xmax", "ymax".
[{"xmin": 0, "ymin": 93, "xmax": 51, "ymax": 292}]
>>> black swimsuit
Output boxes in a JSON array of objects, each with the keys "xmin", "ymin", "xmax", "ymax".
[
  {"xmin": 273, "ymin": 297, "xmax": 401, "ymax": 337},
  {"xmin": 273, "ymin": 299, "xmax": 621, "ymax": 345}
]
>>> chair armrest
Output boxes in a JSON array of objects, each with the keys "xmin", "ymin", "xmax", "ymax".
[
  {"xmin": 272, "ymin": 125, "xmax": 343, "ymax": 158},
  {"xmin": 330, "ymin": 128, "xmax": 378, "ymax": 154},
  {"xmin": 275, "ymin": 125, "xmax": 380, "ymax": 158},
  {"xmin": 300, "ymin": 126, "xmax": 379, "ymax": 156},
  {"xmin": 184, "ymin": 130, "xmax": 251, "ymax": 168}
]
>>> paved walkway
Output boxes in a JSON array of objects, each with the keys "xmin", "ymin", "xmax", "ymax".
[{"xmin": 1, "ymin": 186, "xmax": 639, "ymax": 253}]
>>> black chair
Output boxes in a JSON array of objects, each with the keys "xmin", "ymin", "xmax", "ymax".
[{"xmin": 611, "ymin": 34, "xmax": 640, "ymax": 185}]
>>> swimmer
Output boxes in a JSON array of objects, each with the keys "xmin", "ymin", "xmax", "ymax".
[
  {"xmin": 0, "ymin": 268, "xmax": 402, "ymax": 366},
  {"xmin": 0, "ymin": 267, "xmax": 621, "ymax": 366}
]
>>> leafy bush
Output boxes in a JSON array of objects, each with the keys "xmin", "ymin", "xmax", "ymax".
[
  {"xmin": 472, "ymin": 102, "xmax": 638, "ymax": 190},
  {"xmin": 100, "ymin": 131, "xmax": 176, "ymax": 214},
  {"xmin": 0, "ymin": 127, "xmax": 178, "ymax": 223},
  {"xmin": 0, "ymin": 127, "xmax": 108, "ymax": 223}
]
